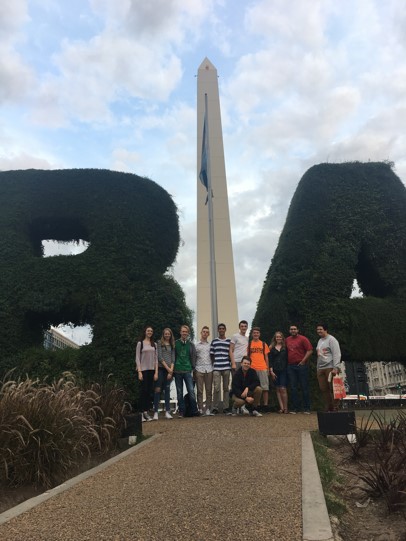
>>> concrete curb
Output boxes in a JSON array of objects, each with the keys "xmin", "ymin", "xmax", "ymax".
[
  {"xmin": 0, "ymin": 433, "xmax": 161, "ymax": 527},
  {"xmin": 302, "ymin": 431, "xmax": 334, "ymax": 541}
]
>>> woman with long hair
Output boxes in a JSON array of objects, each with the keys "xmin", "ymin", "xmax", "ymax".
[
  {"xmin": 269, "ymin": 331, "xmax": 289, "ymax": 413},
  {"xmin": 153, "ymin": 328, "xmax": 175, "ymax": 420},
  {"xmin": 135, "ymin": 325, "xmax": 158, "ymax": 422}
]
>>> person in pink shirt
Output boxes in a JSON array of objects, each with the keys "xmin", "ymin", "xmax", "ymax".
[{"xmin": 285, "ymin": 324, "xmax": 313, "ymax": 414}]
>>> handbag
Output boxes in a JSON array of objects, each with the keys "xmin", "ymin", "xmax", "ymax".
[{"xmin": 332, "ymin": 375, "xmax": 347, "ymax": 400}]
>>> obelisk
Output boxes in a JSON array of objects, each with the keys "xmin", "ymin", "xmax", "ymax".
[{"xmin": 197, "ymin": 57, "xmax": 238, "ymax": 335}]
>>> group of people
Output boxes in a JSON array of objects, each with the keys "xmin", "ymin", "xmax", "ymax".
[{"xmin": 135, "ymin": 320, "xmax": 342, "ymax": 422}]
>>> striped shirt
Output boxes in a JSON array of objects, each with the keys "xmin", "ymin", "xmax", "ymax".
[
  {"xmin": 210, "ymin": 337, "xmax": 231, "ymax": 371},
  {"xmin": 157, "ymin": 342, "xmax": 175, "ymax": 369}
]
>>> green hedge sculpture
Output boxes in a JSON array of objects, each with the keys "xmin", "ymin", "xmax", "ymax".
[
  {"xmin": 0, "ymin": 169, "xmax": 192, "ymax": 400},
  {"xmin": 254, "ymin": 162, "xmax": 406, "ymax": 364}
]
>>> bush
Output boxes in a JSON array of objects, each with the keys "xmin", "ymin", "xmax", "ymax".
[
  {"xmin": 0, "ymin": 372, "xmax": 130, "ymax": 488},
  {"xmin": 254, "ymin": 162, "xmax": 406, "ymax": 365}
]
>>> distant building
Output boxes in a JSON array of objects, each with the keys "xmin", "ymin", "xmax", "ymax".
[
  {"xmin": 366, "ymin": 361, "xmax": 406, "ymax": 395},
  {"xmin": 44, "ymin": 327, "xmax": 80, "ymax": 351}
]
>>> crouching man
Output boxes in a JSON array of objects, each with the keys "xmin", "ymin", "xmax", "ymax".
[{"xmin": 231, "ymin": 356, "xmax": 263, "ymax": 417}]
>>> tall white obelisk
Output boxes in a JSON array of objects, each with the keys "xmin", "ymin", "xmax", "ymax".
[{"xmin": 197, "ymin": 57, "xmax": 238, "ymax": 335}]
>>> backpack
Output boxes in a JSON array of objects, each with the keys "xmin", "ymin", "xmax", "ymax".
[{"xmin": 184, "ymin": 393, "xmax": 193, "ymax": 417}]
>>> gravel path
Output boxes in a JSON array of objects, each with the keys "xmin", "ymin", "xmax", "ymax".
[{"xmin": 0, "ymin": 413, "xmax": 317, "ymax": 541}]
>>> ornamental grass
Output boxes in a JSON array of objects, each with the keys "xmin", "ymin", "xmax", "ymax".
[
  {"xmin": 0, "ymin": 372, "xmax": 130, "ymax": 488},
  {"xmin": 345, "ymin": 411, "xmax": 406, "ymax": 512}
]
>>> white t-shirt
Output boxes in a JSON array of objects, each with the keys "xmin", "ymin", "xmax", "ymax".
[{"xmin": 230, "ymin": 333, "xmax": 249, "ymax": 363}]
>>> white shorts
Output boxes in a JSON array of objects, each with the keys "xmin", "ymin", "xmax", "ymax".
[{"xmin": 256, "ymin": 370, "xmax": 269, "ymax": 391}]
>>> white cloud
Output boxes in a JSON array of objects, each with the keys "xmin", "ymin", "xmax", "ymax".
[
  {"xmin": 0, "ymin": 0, "xmax": 29, "ymax": 38},
  {"xmin": 30, "ymin": 36, "xmax": 182, "ymax": 126},
  {"xmin": 0, "ymin": 0, "xmax": 33, "ymax": 104},
  {"xmin": 111, "ymin": 148, "xmax": 141, "ymax": 172},
  {"xmin": 0, "ymin": 151, "xmax": 58, "ymax": 171},
  {"xmin": 245, "ymin": 0, "xmax": 326, "ymax": 48},
  {"xmin": 0, "ymin": 53, "xmax": 34, "ymax": 103},
  {"xmin": 25, "ymin": 0, "xmax": 216, "ymax": 126}
]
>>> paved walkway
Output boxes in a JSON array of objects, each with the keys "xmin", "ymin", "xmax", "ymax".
[{"xmin": 0, "ymin": 413, "xmax": 319, "ymax": 541}]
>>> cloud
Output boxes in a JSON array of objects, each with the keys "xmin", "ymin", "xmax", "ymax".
[
  {"xmin": 27, "ymin": 0, "xmax": 215, "ymax": 126},
  {"xmin": 0, "ymin": 54, "xmax": 34, "ymax": 103},
  {"xmin": 245, "ymin": 0, "xmax": 326, "ymax": 48},
  {"xmin": 0, "ymin": 151, "xmax": 57, "ymax": 171},
  {"xmin": 90, "ymin": 0, "xmax": 210, "ymax": 42},
  {"xmin": 0, "ymin": 0, "xmax": 29, "ymax": 38},
  {"xmin": 29, "ymin": 36, "xmax": 183, "ymax": 126},
  {"xmin": 0, "ymin": 0, "xmax": 33, "ymax": 104},
  {"xmin": 111, "ymin": 148, "xmax": 141, "ymax": 173}
]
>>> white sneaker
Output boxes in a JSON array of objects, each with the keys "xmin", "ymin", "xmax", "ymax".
[
  {"xmin": 241, "ymin": 405, "xmax": 250, "ymax": 415},
  {"xmin": 205, "ymin": 408, "xmax": 214, "ymax": 416},
  {"xmin": 251, "ymin": 409, "xmax": 263, "ymax": 417},
  {"xmin": 165, "ymin": 411, "xmax": 173, "ymax": 419},
  {"xmin": 143, "ymin": 412, "xmax": 152, "ymax": 422},
  {"xmin": 152, "ymin": 412, "xmax": 159, "ymax": 421}
]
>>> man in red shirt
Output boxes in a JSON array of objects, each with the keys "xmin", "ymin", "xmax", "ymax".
[{"xmin": 285, "ymin": 324, "xmax": 313, "ymax": 414}]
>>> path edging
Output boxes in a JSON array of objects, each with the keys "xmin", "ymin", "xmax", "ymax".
[{"xmin": 302, "ymin": 431, "xmax": 334, "ymax": 541}]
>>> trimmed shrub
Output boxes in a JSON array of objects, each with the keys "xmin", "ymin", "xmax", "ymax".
[
  {"xmin": 254, "ymin": 162, "xmax": 406, "ymax": 365},
  {"xmin": 0, "ymin": 169, "xmax": 193, "ymax": 400}
]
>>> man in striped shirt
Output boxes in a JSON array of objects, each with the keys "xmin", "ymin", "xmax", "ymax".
[{"xmin": 210, "ymin": 323, "xmax": 233, "ymax": 414}]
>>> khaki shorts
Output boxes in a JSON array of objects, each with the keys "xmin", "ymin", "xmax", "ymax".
[{"xmin": 256, "ymin": 369, "xmax": 269, "ymax": 391}]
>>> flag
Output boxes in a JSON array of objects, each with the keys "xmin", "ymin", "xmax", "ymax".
[{"xmin": 199, "ymin": 113, "xmax": 208, "ymax": 194}]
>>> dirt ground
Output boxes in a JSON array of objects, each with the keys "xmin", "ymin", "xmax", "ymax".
[{"xmin": 326, "ymin": 436, "xmax": 406, "ymax": 541}]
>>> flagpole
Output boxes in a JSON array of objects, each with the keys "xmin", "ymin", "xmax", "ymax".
[{"xmin": 204, "ymin": 93, "xmax": 218, "ymax": 334}]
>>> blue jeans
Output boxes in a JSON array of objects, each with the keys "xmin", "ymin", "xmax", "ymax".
[
  {"xmin": 287, "ymin": 364, "xmax": 311, "ymax": 411},
  {"xmin": 153, "ymin": 368, "xmax": 172, "ymax": 412},
  {"xmin": 174, "ymin": 372, "xmax": 198, "ymax": 415}
]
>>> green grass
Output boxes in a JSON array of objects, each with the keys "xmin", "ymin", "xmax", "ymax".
[{"xmin": 311, "ymin": 432, "xmax": 347, "ymax": 517}]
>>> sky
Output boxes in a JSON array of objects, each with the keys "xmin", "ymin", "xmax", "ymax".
[{"xmin": 1, "ymin": 0, "xmax": 405, "ymax": 343}]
